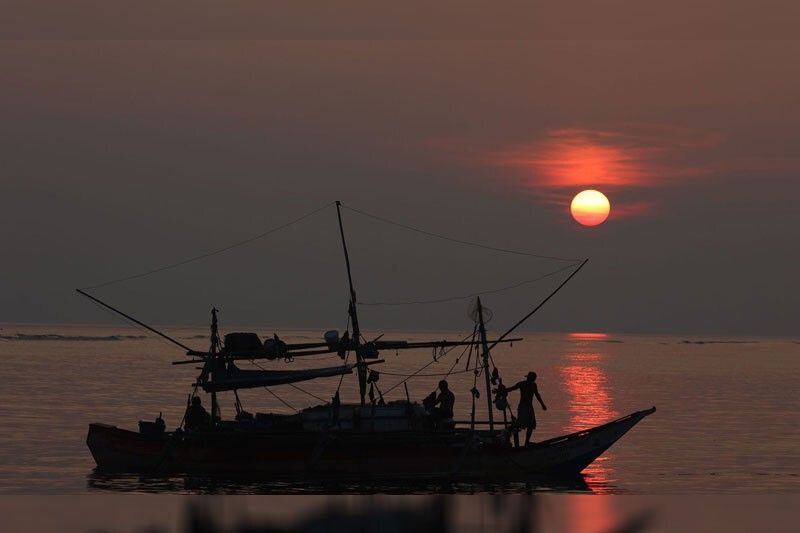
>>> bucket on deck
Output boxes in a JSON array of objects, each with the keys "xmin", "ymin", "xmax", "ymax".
[
  {"xmin": 138, "ymin": 413, "xmax": 166, "ymax": 436},
  {"xmin": 324, "ymin": 330, "xmax": 339, "ymax": 349}
]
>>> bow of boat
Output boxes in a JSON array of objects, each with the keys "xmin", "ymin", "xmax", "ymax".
[{"xmin": 508, "ymin": 406, "xmax": 656, "ymax": 476}]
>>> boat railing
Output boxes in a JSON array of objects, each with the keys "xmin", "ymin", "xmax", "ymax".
[
  {"xmin": 535, "ymin": 407, "xmax": 657, "ymax": 447},
  {"xmin": 449, "ymin": 407, "xmax": 656, "ymax": 442}
]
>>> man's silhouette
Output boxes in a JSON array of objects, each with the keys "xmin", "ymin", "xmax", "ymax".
[
  {"xmin": 185, "ymin": 396, "xmax": 211, "ymax": 430},
  {"xmin": 429, "ymin": 380, "xmax": 455, "ymax": 427},
  {"xmin": 506, "ymin": 371, "xmax": 547, "ymax": 445}
]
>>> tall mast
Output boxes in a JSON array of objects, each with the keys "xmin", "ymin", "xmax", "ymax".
[
  {"xmin": 476, "ymin": 297, "xmax": 495, "ymax": 433},
  {"xmin": 335, "ymin": 201, "xmax": 361, "ymax": 341},
  {"xmin": 335, "ymin": 200, "xmax": 367, "ymax": 405},
  {"xmin": 209, "ymin": 307, "xmax": 221, "ymax": 425}
]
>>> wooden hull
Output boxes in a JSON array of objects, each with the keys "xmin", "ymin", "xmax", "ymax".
[{"xmin": 87, "ymin": 407, "xmax": 655, "ymax": 481}]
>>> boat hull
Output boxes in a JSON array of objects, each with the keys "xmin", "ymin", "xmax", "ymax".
[{"xmin": 87, "ymin": 407, "xmax": 655, "ymax": 481}]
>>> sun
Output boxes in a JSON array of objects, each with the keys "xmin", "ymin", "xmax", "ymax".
[{"xmin": 570, "ymin": 190, "xmax": 611, "ymax": 226}]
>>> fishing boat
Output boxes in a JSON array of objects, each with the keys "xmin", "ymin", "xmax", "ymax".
[{"xmin": 82, "ymin": 201, "xmax": 655, "ymax": 482}]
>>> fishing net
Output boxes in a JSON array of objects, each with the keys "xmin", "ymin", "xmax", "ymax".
[{"xmin": 467, "ymin": 297, "xmax": 493, "ymax": 324}]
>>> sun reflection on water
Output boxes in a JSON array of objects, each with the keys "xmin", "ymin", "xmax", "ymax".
[
  {"xmin": 560, "ymin": 345, "xmax": 619, "ymax": 493},
  {"xmin": 568, "ymin": 332, "xmax": 609, "ymax": 341}
]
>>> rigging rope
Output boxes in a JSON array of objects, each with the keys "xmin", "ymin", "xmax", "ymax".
[
  {"xmin": 377, "ymin": 367, "xmax": 477, "ymax": 378},
  {"xmin": 334, "ymin": 313, "xmax": 352, "ymax": 395},
  {"xmin": 341, "ymin": 203, "xmax": 581, "ymax": 263},
  {"xmin": 81, "ymin": 201, "xmax": 335, "ymax": 290},
  {"xmin": 287, "ymin": 382, "xmax": 327, "ymax": 403},
  {"xmin": 358, "ymin": 262, "xmax": 579, "ymax": 306},
  {"xmin": 382, "ymin": 330, "xmax": 475, "ymax": 396},
  {"xmin": 441, "ymin": 326, "xmax": 477, "ymax": 378},
  {"xmin": 378, "ymin": 329, "xmax": 476, "ymax": 379},
  {"xmin": 263, "ymin": 386, "xmax": 298, "ymax": 412},
  {"xmin": 247, "ymin": 359, "xmax": 329, "ymax": 404},
  {"xmin": 335, "ymin": 350, "xmax": 350, "ymax": 394}
]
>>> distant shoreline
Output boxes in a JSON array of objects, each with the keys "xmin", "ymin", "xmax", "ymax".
[{"xmin": 1, "ymin": 323, "xmax": 795, "ymax": 344}]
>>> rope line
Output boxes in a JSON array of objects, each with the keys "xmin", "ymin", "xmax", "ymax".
[
  {"xmin": 335, "ymin": 351, "xmax": 350, "ymax": 395},
  {"xmin": 342, "ymin": 203, "xmax": 581, "ymax": 263},
  {"xmin": 263, "ymin": 386, "xmax": 298, "ymax": 412},
  {"xmin": 383, "ymin": 330, "xmax": 475, "ymax": 396},
  {"xmin": 81, "ymin": 201, "xmax": 335, "ymax": 290},
  {"xmin": 379, "ymin": 336, "xmax": 474, "ymax": 378},
  {"xmin": 287, "ymin": 382, "xmax": 327, "ymax": 403},
  {"xmin": 378, "ymin": 368, "xmax": 477, "ymax": 378},
  {"xmin": 247, "ymin": 359, "xmax": 319, "ymax": 409},
  {"xmin": 358, "ymin": 262, "xmax": 578, "ymax": 306},
  {"xmin": 441, "ymin": 328, "xmax": 476, "ymax": 378},
  {"xmin": 248, "ymin": 359, "xmax": 329, "ymax": 403},
  {"xmin": 335, "ymin": 314, "xmax": 352, "ymax": 394}
]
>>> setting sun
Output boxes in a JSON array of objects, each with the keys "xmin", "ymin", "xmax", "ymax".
[{"xmin": 570, "ymin": 189, "xmax": 611, "ymax": 226}]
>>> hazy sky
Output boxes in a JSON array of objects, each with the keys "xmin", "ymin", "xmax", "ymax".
[
  {"xmin": 1, "ymin": 40, "xmax": 798, "ymax": 336},
  {"xmin": 4, "ymin": 2, "xmax": 799, "ymax": 39}
]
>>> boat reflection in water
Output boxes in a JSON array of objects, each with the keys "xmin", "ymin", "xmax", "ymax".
[
  {"xmin": 86, "ymin": 471, "xmax": 592, "ymax": 495},
  {"xmin": 560, "ymin": 333, "xmax": 619, "ymax": 494},
  {"xmin": 61, "ymin": 493, "xmax": 656, "ymax": 533}
]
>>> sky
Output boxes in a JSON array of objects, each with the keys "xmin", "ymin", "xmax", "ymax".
[
  {"xmin": 1, "ymin": 39, "xmax": 798, "ymax": 336},
  {"xmin": 3, "ymin": 2, "xmax": 799, "ymax": 39}
]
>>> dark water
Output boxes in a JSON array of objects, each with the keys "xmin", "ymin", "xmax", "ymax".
[
  {"xmin": 3, "ymin": 494, "xmax": 800, "ymax": 533},
  {"xmin": 1, "ymin": 324, "xmax": 799, "ymax": 495}
]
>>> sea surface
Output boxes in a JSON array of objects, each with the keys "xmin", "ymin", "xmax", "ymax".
[{"xmin": 1, "ymin": 324, "xmax": 798, "ymax": 496}]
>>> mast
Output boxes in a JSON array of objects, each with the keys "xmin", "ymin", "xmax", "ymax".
[
  {"xmin": 335, "ymin": 200, "xmax": 368, "ymax": 405},
  {"xmin": 476, "ymin": 297, "xmax": 495, "ymax": 433},
  {"xmin": 209, "ymin": 307, "xmax": 221, "ymax": 425}
]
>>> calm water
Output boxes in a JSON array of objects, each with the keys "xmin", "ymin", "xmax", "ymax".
[{"xmin": 1, "ymin": 324, "xmax": 798, "ymax": 495}]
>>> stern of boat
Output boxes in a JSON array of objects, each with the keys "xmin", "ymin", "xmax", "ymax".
[{"xmin": 87, "ymin": 423, "xmax": 169, "ymax": 472}]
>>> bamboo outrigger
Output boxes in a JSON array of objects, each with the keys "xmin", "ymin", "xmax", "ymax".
[{"xmin": 82, "ymin": 201, "xmax": 655, "ymax": 483}]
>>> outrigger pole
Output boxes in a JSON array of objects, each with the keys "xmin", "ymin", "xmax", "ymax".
[
  {"xmin": 335, "ymin": 200, "xmax": 368, "ymax": 406},
  {"xmin": 75, "ymin": 289, "xmax": 193, "ymax": 352},
  {"xmin": 475, "ymin": 258, "xmax": 589, "ymax": 435},
  {"xmin": 487, "ymin": 258, "xmax": 589, "ymax": 352},
  {"xmin": 76, "ymin": 289, "xmax": 220, "ymax": 421}
]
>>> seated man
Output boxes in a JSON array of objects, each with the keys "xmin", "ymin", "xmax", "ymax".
[
  {"xmin": 185, "ymin": 396, "xmax": 211, "ymax": 430},
  {"xmin": 429, "ymin": 380, "xmax": 455, "ymax": 429}
]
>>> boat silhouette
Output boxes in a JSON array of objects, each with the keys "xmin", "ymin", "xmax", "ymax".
[{"xmin": 81, "ymin": 201, "xmax": 655, "ymax": 484}]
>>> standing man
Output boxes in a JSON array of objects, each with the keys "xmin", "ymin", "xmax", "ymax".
[{"xmin": 506, "ymin": 371, "xmax": 547, "ymax": 446}]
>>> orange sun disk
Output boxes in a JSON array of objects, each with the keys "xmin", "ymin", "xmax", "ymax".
[{"xmin": 570, "ymin": 190, "xmax": 611, "ymax": 226}]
